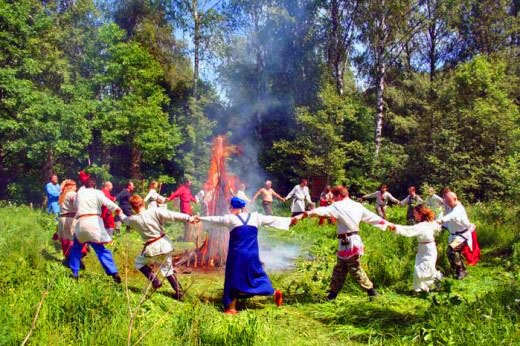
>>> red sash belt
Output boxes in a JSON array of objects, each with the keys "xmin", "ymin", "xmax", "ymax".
[
  {"xmin": 77, "ymin": 214, "xmax": 101, "ymax": 219},
  {"xmin": 145, "ymin": 233, "xmax": 166, "ymax": 246},
  {"xmin": 60, "ymin": 212, "xmax": 76, "ymax": 218}
]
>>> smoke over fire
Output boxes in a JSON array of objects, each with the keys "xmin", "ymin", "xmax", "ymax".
[{"xmin": 183, "ymin": 135, "xmax": 300, "ymax": 272}]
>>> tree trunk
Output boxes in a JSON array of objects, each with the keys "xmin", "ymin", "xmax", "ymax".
[
  {"xmin": 130, "ymin": 146, "xmax": 141, "ymax": 180},
  {"xmin": 43, "ymin": 150, "xmax": 54, "ymax": 183},
  {"xmin": 330, "ymin": 0, "xmax": 344, "ymax": 95},
  {"xmin": 374, "ymin": 60, "xmax": 385, "ymax": 159},
  {"xmin": 374, "ymin": 6, "xmax": 386, "ymax": 160},
  {"xmin": 193, "ymin": 15, "xmax": 200, "ymax": 99}
]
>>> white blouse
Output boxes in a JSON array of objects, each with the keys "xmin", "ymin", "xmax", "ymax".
[{"xmin": 200, "ymin": 212, "xmax": 291, "ymax": 231}]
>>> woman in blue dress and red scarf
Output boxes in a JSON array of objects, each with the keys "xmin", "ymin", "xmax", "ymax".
[{"xmin": 198, "ymin": 197, "xmax": 301, "ymax": 314}]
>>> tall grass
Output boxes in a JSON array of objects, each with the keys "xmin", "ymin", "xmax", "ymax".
[{"xmin": 0, "ymin": 201, "xmax": 518, "ymax": 345}]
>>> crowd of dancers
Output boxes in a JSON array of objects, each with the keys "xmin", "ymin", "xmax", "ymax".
[{"xmin": 44, "ymin": 172, "xmax": 480, "ymax": 314}]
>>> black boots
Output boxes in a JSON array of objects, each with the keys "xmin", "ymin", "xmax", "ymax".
[
  {"xmin": 455, "ymin": 267, "xmax": 467, "ymax": 280},
  {"xmin": 167, "ymin": 274, "xmax": 183, "ymax": 300},
  {"xmin": 111, "ymin": 273, "xmax": 122, "ymax": 284},
  {"xmin": 327, "ymin": 292, "xmax": 338, "ymax": 301},
  {"xmin": 367, "ymin": 288, "xmax": 378, "ymax": 299},
  {"xmin": 139, "ymin": 265, "xmax": 162, "ymax": 289}
]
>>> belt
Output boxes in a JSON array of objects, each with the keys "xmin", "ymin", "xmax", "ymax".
[
  {"xmin": 60, "ymin": 212, "xmax": 76, "ymax": 217},
  {"xmin": 145, "ymin": 233, "xmax": 166, "ymax": 246},
  {"xmin": 419, "ymin": 241, "xmax": 434, "ymax": 245},
  {"xmin": 77, "ymin": 214, "xmax": 100, "ymax": 219},
  {"xmin": 337, "ymin": 232, "xmax": 359, "ymax": 239},
  {"xmin": 451, "ymin": 229, "xmax": 469, "ymax": 236}
]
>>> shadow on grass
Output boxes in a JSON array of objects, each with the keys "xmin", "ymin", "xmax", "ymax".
[{"xmin": 41, "ymin": 248, "xmax": 62, "ymax": 263}]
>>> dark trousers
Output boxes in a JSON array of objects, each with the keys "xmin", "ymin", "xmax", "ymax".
[{"xmin": 330, "ymin": 256, "xmax": 373, "ymax": 294}]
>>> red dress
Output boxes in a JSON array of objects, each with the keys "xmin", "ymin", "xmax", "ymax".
[
  {"xmin": 101, "ymin": 187, "xmax": 116, "ymax": 229},
  {"xmin": 167, "ymin": 185, "xmax": 196, "ymax": 215}
]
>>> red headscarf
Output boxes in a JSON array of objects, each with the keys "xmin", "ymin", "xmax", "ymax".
[{"xmin": 78, "ymin": 171, "xmax": 90, "ymax": 185}]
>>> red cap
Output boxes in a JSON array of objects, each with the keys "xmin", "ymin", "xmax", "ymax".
[{"xmin": 79, "ymin": 171, "xmax": 90, "ymax": 184}]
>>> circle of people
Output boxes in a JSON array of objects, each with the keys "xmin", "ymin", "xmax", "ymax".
[{"xmin": 45, "ymin": 173, "xmax": 479, "ymax": 314}]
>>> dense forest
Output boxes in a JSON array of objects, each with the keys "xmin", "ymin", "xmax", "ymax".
[{"xmin": 1, "ymin": 0, "xmax": 519, "ymax": 204}]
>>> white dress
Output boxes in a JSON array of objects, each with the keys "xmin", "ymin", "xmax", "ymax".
[
  {"xmin": 120, "ymin": 209, "xmax": 190, "ymax": 276},
  {"xmin": 285, "ymin": 185, "xmax": 312, "ymax": 213},
  {"xmin": 308, "ymin": 198, "xmax": 389, "ymax": 259},
  {"xmin": 74, "ymin": 188, "xmax": 120, "ymax": 244},
  {"xmin": 395, "ymin": 221, "xmax": 443, "ymax": 292},
  {"xmin": 144, "ymin": 189, "xmax": 166, "ymax": 209}
]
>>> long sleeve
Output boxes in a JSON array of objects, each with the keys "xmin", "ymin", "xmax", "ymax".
[
  {"xmin": 361, "ymin": 208, "xmax": 388, "ymax": 231},
  {"xmin": 199, "ymin": 215, "xmax": 231, "ymax": 230},
  {"xmin": 399, "ymin": 196, "xmax": 410, "ymax": 206},
  {"xmin": 416, "ymin": 195, "xmax": 425, "ymax": 203},
  {"xmin": 285, "ymin": 186, "xmax": 297, "ymax": 200},
  {"xmin": 144, "ymin": 190, "xmax": 155, "ymax": 203},
  {"xmin": 395, "ymin": 224, "xmax": 422, "ymax": 237},
  {"xmin": 167, "ymin": 187, "xmax": 183, "ymax": 201},
  {"xmin": 362, "ymin": 191, "xmax": 379, "ymax": 199},
  {"xmin": 304, "ymin": 187, "xmax": 312, "ymax": 204},
  {"xmin": 101, "ymin": 195, "xmax": 120, "ymax": 212},
  {"xmin": 257, "ymin": 214, "xmax": 292, "ymax": 230},
  {"xmin": 158, "ymin": 209, "xmax": 191, "ymax": 223},
  {"xmin": 386, "ymin": 193, "xmax": 399, "ymax": 204},
  {"xmin": 46, "ymin": 184, "xmax": 60, "ymax": 197},
  {"xmin": 115, "ymin": 190, "xmax": 126, "ymax": 202},
  {"xmin": 308, "ymin": 205, "xmax": 339, "ymax": 219}
]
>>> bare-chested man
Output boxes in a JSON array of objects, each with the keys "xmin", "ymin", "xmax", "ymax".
[{"xmin": 252, "ymin": 180, "xmax": 285, "ymax": 216}]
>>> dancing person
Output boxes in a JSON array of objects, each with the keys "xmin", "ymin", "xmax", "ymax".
[
  {"xmin": 441, "ymin": 187, "xmax": 452, "ymax": 214},
  {"xmin": 425, "ymin": 186, "xmax": 444, "ymax": 220},
  {"xmin": 118, "ymin": 196, "xmax": 194, "ymax": 299},
  {"xmin": 57, "ymin": 180, "xmax": 87, "ymax": 267},
  {"xmin": 78, "ymin": 170, "xmax": 90, "ymax": 190},
  {"xmin": 166, "ymin": 179, "xmax": 197, "ymax": 215},
  {"xmin": 115, "ymin": 181, "xmax": 134, "ymax": 233},
  {"xmin": 197, "ymin": 197, "xmax": 301, "ymax": 314},
  {"xmin": 441, "ymin": 192, "xmax": 477, "ymax": 280},
  {"xmin": 400, "ymin": 186, "xmax": 424, "ymax": 225},
  {"xmin": 388, "ymin": 205, "xmax": 443, "ymax": 293},
  {"xmin": 68, "ymin": 177, "xmax": 122, "ymax": 282},
  {"xmin": 235, "ymin": 183, "xmax": 251, "ymax": 203},
  {"xmin": 252, "ymin": 180, "xmax": 285, "ymax": 216},
  {"xmin": 45, "ymin": 174, "xmax": 61, "ymax": 216},
  {"xmin": 319, "ymin": 185, "xmax": 335, "ymax": 225},
  {"xmin": 144, "ymin": 180, "xmax": 166, "ymax": 209},
  {"xmin": 306, "ymin": 186, "xmax": 391, "ymax": 300},
  {"xmin": 285, "ymin": 178, "xmax": 313, "ymax": 217},
  {"xmin": 361, "ymin": 183, "xmax": 399, "ymax": 219},
  {"xmin": 101, "ymin": 182, "xmax": 117, "ymax": 237}
]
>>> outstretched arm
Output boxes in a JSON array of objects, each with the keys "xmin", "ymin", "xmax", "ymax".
[
  {"xmin": 387, "ymin": 193, "xmax": 399, "ymax": 204},
  {"xmin": 399, "ymin": 196, "xmax": 409, "ymax": 206},
  {"xmin": 361, "ymin": 207, "xmax": 389, "ymax": 231},
  {"xmin": 362, "ymin": 191, "xmax": 378, "ymax": 200},
  {"xmin": 252, "ymin": 189, "xmax": 262, "ymax": 202},
  {"xmin": 257, "ymin": 214, "xmax": 292, "ymax": 230},
  {"xmin": 273, "ymin": 190, "xmax": 285, "ymax": 202}
]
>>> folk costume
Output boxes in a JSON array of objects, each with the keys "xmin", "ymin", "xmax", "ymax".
[
  {"xmin": 144, "ymin": 188, "xmax": 166, "ymax": 209},
  {"xmin": 285, "ymin": 184, "xmax": 312, "ymax": 216},
  {"xmin": 45, "ymin": 181, "xmax": 61, "ymax": 215},
  {"xmin": 362, "ymin": 190, "xmax": 399, "ymax": 219},
  {"xmin": 441, "ymin": 202, "xmax": 479, "ymax": 278},
  {"xmin": 101, "ymin": 187, "xmax": 116, "ymax": 237},
  {"xmin": 308, "ymin": 198, "xmax": 389, "ymax": 299},
  {"xmin": 69, "ymin": 187, "xmax": 121, "ymax": 282},
  {"xmin": 200, "ymin": 197, "xmax": 291, "ymax": 309},
  {"xmin": 167, "ymin": 185, "xmax": 196, "ymax": 215},
  {"xmin": 394, "ymin": 221, "xmax": 443, "ymax": 292},
  {"xmin": 400, "ymin": 194, "xmax": 424, "ymax": 224},
  {"xmin": 120, "ymin": 208, "xmax": 190, "ymax": 299},
  {"xmin": 58, "ymin": 190, "xmax": 87, "ymax": 264},
  {"xmin": 426, "ymin": 194, "xmax": 444, "ymax": 220},
  {"xmin": 319, "ymin": 191, "xmax": 335, "ymax": 225}
]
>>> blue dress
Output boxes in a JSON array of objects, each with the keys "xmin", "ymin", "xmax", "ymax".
[
  {"xmin": 223, "ymin": 214, "xmax": 274, "ymax": 307},
  {"xmin": 45, "ymin": 182, "xmax": 61, "ymax": 215}
]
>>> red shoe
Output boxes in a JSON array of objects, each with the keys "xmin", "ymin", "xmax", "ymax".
[
  {"xmin": 274, "ymin": 290, "xmax": 283, "ymax": 307},
  {"xmin": 224, "ymin": 309, "xmax": 238, "ymax": 315}
]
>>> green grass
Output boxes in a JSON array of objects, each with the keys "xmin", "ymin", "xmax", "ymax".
[{"xmin": 0, "ymin": 202, "xmax": 519, "ymax": 345}]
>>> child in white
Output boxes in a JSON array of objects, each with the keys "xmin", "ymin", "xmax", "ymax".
[{"xmin": 389, "ymin": 204, "xmax": 443, "ymax": 292}]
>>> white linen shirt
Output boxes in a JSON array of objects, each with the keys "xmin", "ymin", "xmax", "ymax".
[
  {"xmin": 200, "ymin": 212, "xmax": 291, "ymax": 231},
  {"xmin": 144, "ymin": 189, "xmax": 166, "ymax": 209},
  {"xmin": 286, "ymin": 185, "xmax": 312, "ymax": 212},
  {"xmin": 363, "ymin": 191, "xmax": 399, "ymax": 206},
  {"xmin": 441, "ymin": 202, "xmax": 474, "ymax": 248}
]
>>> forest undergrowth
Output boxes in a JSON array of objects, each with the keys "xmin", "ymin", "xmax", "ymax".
[{"xmin": 0, "ymin": 202, "xmax": 519, "ymax": 345}]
